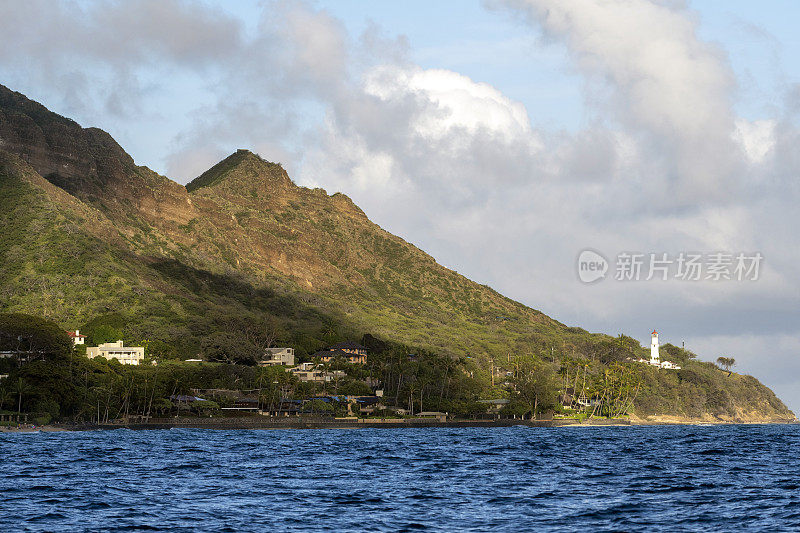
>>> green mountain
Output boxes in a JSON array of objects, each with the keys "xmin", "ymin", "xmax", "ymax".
[{"xmin": 0, "ymin": 84, "xmax": 793, "ymax": 422}]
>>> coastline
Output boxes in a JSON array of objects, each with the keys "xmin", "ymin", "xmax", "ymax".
[
  {"xmin": 628, "ymin": 413, "xmax": 798, "ymax": 425},
  {"xmin": 2, "ymin": 412, "xmax": 795, "ymax": 433},
  {"xmin": 59, "ymin": 417, "xmax": 613, "ymax": 431},
  {"xmin": 0, "ymin": 415, "xmax": 786, "ymax": 432}
]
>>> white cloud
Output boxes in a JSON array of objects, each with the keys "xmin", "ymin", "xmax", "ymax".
[
  {"xmin": 734, "ymin": 118, "xmax": 776, "ymax": 164},
  {"xmin": 0, "ymin": 0, "xmax": 243, "ymax": 118},
  {"xmin": 363, "ymin": 65, "xmax": 535, "ymax": 141},
  {"xmin": 494, "ymin": 0, "xmax": 745, "ymax": 201}
]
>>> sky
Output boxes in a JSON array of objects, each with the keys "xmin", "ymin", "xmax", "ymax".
[{"xmin": 1, "ymin": 0, "xmax": 799, "ymax": 412}]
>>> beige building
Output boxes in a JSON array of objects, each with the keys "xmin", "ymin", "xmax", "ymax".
[
  {"xmin": 258, "ymin": 347, "xmax": 295, "ymax": 367},
  {"xmin": 86, "ymin": 341, "xmax": 145, "ymax": 365},
  {"xmin": 288, "ymin": 362, "xmax": 344, "ymax": 382}
]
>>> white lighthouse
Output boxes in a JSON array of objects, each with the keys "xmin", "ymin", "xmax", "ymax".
[{"xmin": 650, "ymin": 330, "xmax": 660, "ymax": 365}]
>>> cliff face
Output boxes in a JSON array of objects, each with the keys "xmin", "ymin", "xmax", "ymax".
[
  {"xmin": 0, "ymin": 86, "xmax": 110, "ymax": 190},
  {"xmin": 0, "ymin": 85, "xmax": 193, "ymax": 228},
  {"xmin": 0, "ymin": 84, "xmax": 794, "ymax": 422}
]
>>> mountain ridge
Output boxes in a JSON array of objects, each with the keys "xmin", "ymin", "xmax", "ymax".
[{"xmin": 0, "ymin": 84, "xmax": 793, "ymax": 422}]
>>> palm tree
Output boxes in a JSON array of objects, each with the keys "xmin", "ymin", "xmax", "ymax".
[
  {"xmin": 716, "ymin": 356, "xmax": 735, "ymax": 374},
  {"xmin": 12, "ymin": 378, "xmax": 30, "ymax": 415}
]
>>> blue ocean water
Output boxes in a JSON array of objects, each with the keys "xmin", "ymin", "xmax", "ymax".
[{"xmin": 1, "ymin": 425, "xmax": 799, "ymax": 532}]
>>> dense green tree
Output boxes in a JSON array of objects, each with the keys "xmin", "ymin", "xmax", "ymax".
[
  {"xmin": 510, "ymin": 357, "xmax": 559, "ymax": 417},
  {"xmin": 0, "ymin": 313, "xmax": 72, "ymax": 362},
  {"xmin": 192, "ymin": 399, "xmax": 219, "ymax": 415},
  {"xmin": 661, "ymin": 343, "xmax": 696, "ymax": 366},
  {"xmin": 201, "ymin": 332, "xmax": 259, "ymax": 365},
  {"xmin": 80, "ymin": 313, "xmax": 127, "ymax": 345}
]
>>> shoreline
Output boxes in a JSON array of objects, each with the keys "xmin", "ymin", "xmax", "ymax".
[
  {"xmin": 10, "ymin": 416, "xmax": 793, "ymax": 432},
  {"xmin": 60, "ymin": 418, "xmax": 611, "ymax": 431},
  {"xmin": 2, "ymin": 414, "xmax": 796, "ymax": 433}
]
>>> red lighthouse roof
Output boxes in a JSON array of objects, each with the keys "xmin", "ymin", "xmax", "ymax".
[{"xmin": 651, "ymin": 329, "xmax": 658, "ymax": 335}]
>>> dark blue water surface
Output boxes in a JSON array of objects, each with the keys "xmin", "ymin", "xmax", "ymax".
[{"xmin": 2, "ymin": 425, "xmax": 800, "ymax": 532}]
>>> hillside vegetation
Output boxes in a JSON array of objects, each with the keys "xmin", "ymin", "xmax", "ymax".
[{"xmin": 0, "ymin": 84, "xmax": 793, "ymax": 422}]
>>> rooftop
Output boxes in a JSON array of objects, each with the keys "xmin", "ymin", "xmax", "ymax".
[
  {"xmin": 328, "ymin": 341, "xmax": 367, "ymax": 351},
  {"xmin": 315, "ymin": 349, "xmax": 365, "ymax": 360}
]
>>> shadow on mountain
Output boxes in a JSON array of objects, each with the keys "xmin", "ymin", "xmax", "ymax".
[{"xmin": 147, "ymin": 258, "xmax": 340, "ymax": 325}]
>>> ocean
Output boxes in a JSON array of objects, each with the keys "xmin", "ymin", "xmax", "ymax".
[{"xmin": 1, "ymin": 425, "xmax": 799, "ymax": 531}]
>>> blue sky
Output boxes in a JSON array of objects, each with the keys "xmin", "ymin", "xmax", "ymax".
[{"xmin": 2, "ymin": 0, "xmax": 800, "ymax": 413}]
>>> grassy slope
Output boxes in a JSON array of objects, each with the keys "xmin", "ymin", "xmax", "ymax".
[
  {"xmin": 0, "ymin": 152, "xmax": 354, "ymax": 359},
  {"xmin": 185, "ymin": 151, "xmax": 573, "ymax": 362}
]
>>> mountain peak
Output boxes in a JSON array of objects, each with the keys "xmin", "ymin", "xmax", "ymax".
[
  {"xmin": 0, "ymin": 83, "xmax": 136, "ymax": 199},
  {"xmin": 186, "ymin": 149, "xmax": 293, "ymax": 193}
]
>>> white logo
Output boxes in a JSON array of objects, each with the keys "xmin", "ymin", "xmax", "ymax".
[{"xmin": 577, "ymin": 249, "xmax": 608, "ymax": 283}]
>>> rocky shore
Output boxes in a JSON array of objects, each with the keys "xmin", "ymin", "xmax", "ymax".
[{"xmin": 629, "ymin": 413, "xmax": 798, "ymax": 425}]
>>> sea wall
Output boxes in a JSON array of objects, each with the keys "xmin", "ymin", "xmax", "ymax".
[{"xmin": 60, "ymin": 417, "xmax": 633, "ymax": 431}]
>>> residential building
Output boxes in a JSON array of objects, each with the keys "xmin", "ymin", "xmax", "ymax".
[
  {"xmin": 314, "ymin": 341, "xmax": 368, "ymax": 364},
  {"xmin": 258, "ymin": 347, "xmax": 295, "ymax": 366},
  {"xmin": 86, "ymin": 341, "xmax": 145, "ymax": 365},
  {"xmin": 288, "ymin": 362, "xmax": 345, "ymax": 382},
  {"xmin": 329, "ymin": 341, "xmax": 367, "ymax": 357},
  {"xmin": 479, "ymin": 399, "xmax": 510, "ymax": 414},
  {"xmin": 352, "ymin": 395, "xmax": 385, "ymax": 415},
  {"xmin": 0, "ymin": 351, "xmax": 34, "ymax": 362},
  {"xmin": 313, "ymin": 349, "xmax": 366, "ymax": 365},
  {"xmin": 67, "ymin": 330, "xmax": 86, "ymax": 346}
]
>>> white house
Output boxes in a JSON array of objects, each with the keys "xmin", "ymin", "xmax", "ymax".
[
  {"xmin": 67, "ymin": 330, "xmax": 86, "ymax": 346},
  {"xmin": 258, "ymin": 347, "xmax": 295, "ymax": 367},
  {"xmin": 86, "ymin": 341, "xmax": 145, "ymax": 365}
]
